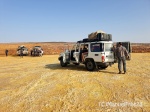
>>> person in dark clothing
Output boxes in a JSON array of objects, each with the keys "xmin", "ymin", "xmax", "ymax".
[
  {"xmin": 116, "ymin": 42, "xmax": 129, "ymax": 74},
  {"xmin": 82, "ymin": 45, "xmax": 88, "ymax": 62},
  {"xmin": 33, "ymin": 49, "xmax": 36, "ymax": 56},
  {"xmin": 20, "ymin": 48, "xmax": 23, "ymax": 58},
  {"xmin": 31, "ymin": 50, "xmax": 33, "ymax": 56},
  {"xmin": 5, "ymin": 49, "xmax": 8, "ymax": 57}
]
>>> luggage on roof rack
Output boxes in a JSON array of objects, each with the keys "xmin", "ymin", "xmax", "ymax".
[
  {"xmin": 82, "ymin": 33, "xmax": 112, "ymax": 42},
  {"xmin": 88, "ymin": 30, "xmax": 105, "ymax": 39},
  {"xmin": 97, "ymin": 33, "xmax": 112, "ymax": 41}
]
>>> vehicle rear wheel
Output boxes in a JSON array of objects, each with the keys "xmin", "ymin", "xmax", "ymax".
[
  {"xmin": 85, "ymin": 60, "xmax": 95, "ymax": 71},
  {"xmin": 60, "ymin": 58, "xmax": 67, "ymax": 67}
]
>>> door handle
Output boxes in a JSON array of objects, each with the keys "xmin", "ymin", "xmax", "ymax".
[{"xmin": 95, "ymin": 54, "xmax": 99, "ymax": 56}]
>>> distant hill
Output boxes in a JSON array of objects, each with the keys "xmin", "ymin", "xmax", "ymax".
[{"xmin": 0, "ymin": 42, "xmax": 149, "ymax": 55}]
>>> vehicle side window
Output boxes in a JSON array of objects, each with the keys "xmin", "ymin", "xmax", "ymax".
[
  {"xmin": 105, "ymin": 43, "xmax": 113, "ymax": 51},
  {"xmin": 91, "ymin": 43, "xmax": 104, "ymax": 52},
  {"xmin": 82, "ymin": 44, "xmax": 88, "ymax": 52}
]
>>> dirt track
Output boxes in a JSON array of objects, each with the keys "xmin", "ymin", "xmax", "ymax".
[{"xmin": 0, "ymin": 54, "xmax": 150, "ymax": 112}]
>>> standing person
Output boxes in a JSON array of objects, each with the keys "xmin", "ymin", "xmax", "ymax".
[
  {"xmin": 82, "ymin": 45, "xmax": 88, "ymax": 62},
  {"xmin": 5, "ymin": 49, "xmax": 8, "ymax": 57},
  {"xmin": 34, "ymin": 49, "xmax": 36, "ymax": 56},
  {"xmin": 31, "ymin": 50, "xmax": 33, "ymax": 56},
  {"xmin": 20, "ymin": 48, "xmax": 23, "ymax": 58},
  {"xmin": 116, "ymin": 42, "xmax": 129, "ymax": 74}
]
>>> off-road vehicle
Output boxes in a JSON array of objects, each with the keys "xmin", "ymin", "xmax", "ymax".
[
  {"xmin": 17, "ymin": 45, "xmax": 29, "ymax": 56},
  {"xmin": 31, "ymin": 46, "xmax": 43, "ymax": 56},
  {"xmin": 58, "ymin": 31, "xmax": 115, "ymax": 71}
]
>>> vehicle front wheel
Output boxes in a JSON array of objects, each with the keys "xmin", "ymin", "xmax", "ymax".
[
  {"xmin": 60, "ymin": 58, "xmax": 67, "ymax": 67},
  {"xmin": 85, "ymin": 60, "xmax": 95, "ymax": 71}
]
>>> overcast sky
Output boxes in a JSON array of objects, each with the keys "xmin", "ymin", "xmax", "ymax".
[{"xmin": 0, "ymin": 0, "xmax": 150, "ymax": 43}]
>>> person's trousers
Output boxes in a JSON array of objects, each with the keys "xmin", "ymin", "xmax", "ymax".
[{"xmin": 118, "ymin": 57, "xmax": 126, "ymax": 72}]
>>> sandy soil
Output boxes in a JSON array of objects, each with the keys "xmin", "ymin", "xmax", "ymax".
[{"xmin": 0, "ymin": 53, "xmax": 149, "ymax": 112}]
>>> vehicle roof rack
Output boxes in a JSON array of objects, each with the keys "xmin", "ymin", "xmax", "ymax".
[{"xmin": 77, "ymin": 40, "xmax": 83, "ymax": 43}]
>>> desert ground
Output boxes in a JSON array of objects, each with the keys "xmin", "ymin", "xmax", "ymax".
[{"xmin": 0, "ymin": 53, "xmax": 150, "ymax": 112}]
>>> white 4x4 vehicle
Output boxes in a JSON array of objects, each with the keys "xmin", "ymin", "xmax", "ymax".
[
  {"xmin": 17, "ymin": 45, "xmax": 29, "ymax": 56},
  {"xmin": 58, "ymin": 32, "xmax": 115, "ymax": 71}
]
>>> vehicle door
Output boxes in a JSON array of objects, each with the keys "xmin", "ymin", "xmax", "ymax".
[
  {"xmin": 63, "ymin": 44, "xmax": 70, "ymax": 62},
  {"xmin": 73, "ymin": 43, "xmax": 80, "ymax": 63},
  {"xmin": 121, "ymin": 42, "xmax": 131, "ymax": 60},
  {"xmin": 88, "ymin": 43, "xmax": 104, "ymax": 62},
  {"xmin": 104, "ymin": 43, "xmax": 114, "ymax": 62}
]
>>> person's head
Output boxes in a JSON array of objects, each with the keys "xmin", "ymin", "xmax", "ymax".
[
  {"xmin": 118, "ymin": 42, "xmax": 122, "ymax": 47},
  {"xmin": 84, "ymin": 45, "xmax": 88, "ymax": 48}
]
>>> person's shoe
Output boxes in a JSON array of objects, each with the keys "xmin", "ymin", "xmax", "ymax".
[
  {"xmin": 118, "ymin": 71, "xmax": 122, "ymax": 74},
  {"xmin": 123, "ymin": 72, "xmax": 126, "ymax": 74}
]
